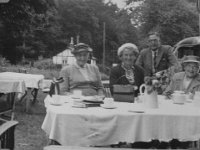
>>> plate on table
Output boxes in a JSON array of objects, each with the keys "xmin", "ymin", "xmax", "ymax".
[
  {"xmin": 100, "ymin": 104, "xmax": 116, "ymax": 109},
  {"xmin": 128, "ymin": 110, "xmax": 145, "ymax": 113},
  {"xmin": 71, "ymin": 95, "xmax": 83, "ymax": 99},
  {"xmin": 72, "ymin": 105, "xmax": 87, "ymax": 108},
  {"xmin": 128, "ymin": 106, "xmax": 145, "ymax": 113},
  {"xmin": 70, "ymin": 95, "xmax": 83, "ymax": 102},
  {"xmin": 72, "ymin": 103, "xmax": 87, "ymax": 108}
]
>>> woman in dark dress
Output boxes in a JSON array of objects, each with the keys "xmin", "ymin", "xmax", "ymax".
[{"xmin": 109, "ymin": 43, "xmax": 144, "ymax": 102}]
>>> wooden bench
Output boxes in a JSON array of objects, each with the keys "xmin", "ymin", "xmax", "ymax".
[{"xmin": 44, "ymin": 146, "xmax": 132, "ymax": 150}]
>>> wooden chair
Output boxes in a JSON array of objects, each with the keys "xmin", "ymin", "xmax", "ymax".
[
  {"xmin": 102, "ymin": 80, "xmax": 112, "ymax": 98},
  {"xmin": 0, "ymin": 93, "xmax": 16, "ymax": 120},
  {"xmin": 0, "ymin": 119, "xmax": 18, "ymax": 150},
  {"xmin": 42, "ymin": 79, "xmax": 53, "ymax": 93}
]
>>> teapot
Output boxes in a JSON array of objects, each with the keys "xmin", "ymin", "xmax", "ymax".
[{"xmin": 139, "ymin": 84, "xmax": 158, "ymax": 109}]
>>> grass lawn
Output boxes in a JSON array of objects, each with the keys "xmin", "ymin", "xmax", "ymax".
[{"xmin": 14, "ymin": 90, "xmax": 49, "ymax": 150}]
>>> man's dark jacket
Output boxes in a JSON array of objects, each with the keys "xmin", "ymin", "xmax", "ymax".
[{"xmin": 136, "ymin": 45, "xmax": 178, "ymax": 76}]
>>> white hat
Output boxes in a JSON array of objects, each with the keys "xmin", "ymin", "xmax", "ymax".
[
  {"xmin": 117, "ymin": 43, "xmax": 139, "ymax": 56},
  {"xmin": 182, "ymin": 55, "xmax": 200, "ymax": 64}
]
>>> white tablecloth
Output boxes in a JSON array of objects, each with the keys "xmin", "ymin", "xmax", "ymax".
[
  {"xmin": 0, "ymin": 79, "xmax": 26, "ymax": 94},
  {"xmin": 0, "ymin": 72, "xmax": 44, "ymax": 89},
  {"xmin": 42, "ymin": 96, "xmax": 200, "ymax": 146}
]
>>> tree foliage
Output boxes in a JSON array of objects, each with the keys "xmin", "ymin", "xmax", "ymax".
[
  {"xmin": 0, "ymin": 0, "xmax": 64, "ymax": 63},
  {"xmin": 129, "ymin": 0, "xmax": 199, "ymax": 47},
  {"xmin": 0, "ymin": 0, "xmax": 137, "ymax": 65},
  {"xmin": 57, "ymin": 0, "xmax": 138, "ymax": 64},
  {"xmin": 1, "ymin": 0, "xmax": 198, "ymax": 65}
]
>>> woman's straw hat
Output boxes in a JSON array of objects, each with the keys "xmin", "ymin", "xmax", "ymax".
[
  {"xmin": 72, "ymin": 43, "xmax": 92, "ymax": 54},
  {"xmin": 182, "ymin": 55, "xmax": 200, "ymax": 64}
]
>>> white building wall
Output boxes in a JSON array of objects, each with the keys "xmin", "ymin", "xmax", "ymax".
[{"xmin": 53, "ymin": 49, "xmax": 96, "ymax": 66}]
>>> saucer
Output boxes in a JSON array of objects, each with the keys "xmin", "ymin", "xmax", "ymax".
[
  {"xmin": 100, "ymin": 104, "xmax": 116, "ymax": 109},
  {"xmin": 128, "ymin": 110, "xmax": 145, "ymax": 113},
  {"xmin": 72, "ymin": 105, "xmax": 86, "ymax": 108},
  {"xmin": 50, "ymin": 103, "xmax": 62, "ymax": 106}
]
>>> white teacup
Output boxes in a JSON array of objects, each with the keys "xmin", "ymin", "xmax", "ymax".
[
  {"xmin": 103, "ymin": 98, "xmax": 114, "ymax": 107},
  {"xmin": 73, "ymin": 90, "xmax": 82, "ymax": 97}
]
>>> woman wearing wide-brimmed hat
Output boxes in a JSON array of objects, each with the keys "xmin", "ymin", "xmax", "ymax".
[
  {"xmin": 165, "ymin": 55, "xmax": 200, "ymax": 95},
  {"xmin": 59, "ymin": 43, "xmax": 104, "ymax": 96}
]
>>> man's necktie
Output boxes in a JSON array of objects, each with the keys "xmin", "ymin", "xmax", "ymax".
[{"xmin": 153, "ymin": 51, "xmax": 157, "ymax": 74}]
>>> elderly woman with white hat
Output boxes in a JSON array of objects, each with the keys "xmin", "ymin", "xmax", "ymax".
[
  {"xmin": 163, "ymin": 55, "xmax": 200, "ymax": 149},
  {"xmin": 109, "ymin": 43, "xmax": 144, "ymax": 102},
  {"xmin": 165, "ymin": 55, "xmax": 200, "ymax": 95},
  {"xmin": 59, "ymin": 43, "xmax": 104, "ymax": 96}
]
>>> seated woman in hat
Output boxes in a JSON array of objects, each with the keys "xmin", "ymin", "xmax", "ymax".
[
  {"xmin": 59, "ymin": 43, "xmax": 104, "ymax": 96},
  {"xmin": 165, "ymin": 55, "xmax": 200, "ymax": 97},
  {"xmin": 163, "ymin": 55, "xmax": 200, "ymax": 149}
]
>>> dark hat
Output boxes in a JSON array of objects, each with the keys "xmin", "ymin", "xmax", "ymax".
[
  {"xmin": 182, "ymin": 55, "xmax": 200, "ymax": 64},
  {"xmin": 72, "ymin": 43, "xmax": 92, "ymax": 54}
]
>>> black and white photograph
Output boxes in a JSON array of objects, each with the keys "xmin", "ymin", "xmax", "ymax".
[{"xmin": 0, "ymin": 0, "xmax": 200, "ymax": 149}]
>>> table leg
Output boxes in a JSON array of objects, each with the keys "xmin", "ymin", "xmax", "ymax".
[
  {"xmin": 16, "ymin": 88, "xmax": 39, "ymax": 113},
  {"xmin": 18, "ymin": 91, "xmax": 27, "ymax": 103},
  {"xmin": 8, "ymin": 93, "xmax": 16, "ymax": 120},
  {"xmin": 25, "ymin": 88, "xmax": 39, "ymax": 113},
  {"xmin": 31, "ymin": 88, "xmax": 38, "ymax": 104},
  {"xmin": 19, "ymin": 88, "xmax": 38, "ymax": 104}
]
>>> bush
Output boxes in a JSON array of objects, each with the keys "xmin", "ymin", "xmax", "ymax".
[
  {"xmin": 97, "ymin": 64, "xmax": 111, "ymax": 76},
  {"xmin": 0, "ymin": 55, "xmax": 10, "ymax": 66},
  {"xmin": 34, "ymin": 59, "xmax": 62, "ymax": 70}
]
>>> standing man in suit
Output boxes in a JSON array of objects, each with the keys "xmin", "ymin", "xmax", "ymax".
[{"xmin": 136, "ymin": 32, "xmax": 178, "ymax": 76}]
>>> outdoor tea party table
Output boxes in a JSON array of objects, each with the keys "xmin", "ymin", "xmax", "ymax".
[
  {"xmin": 0, "ymin": 72, "xmax": 44, "ymax": 104},
  {"xmin": 42, "ymin": 95, "xmax": 200, "ymax": 147}
]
